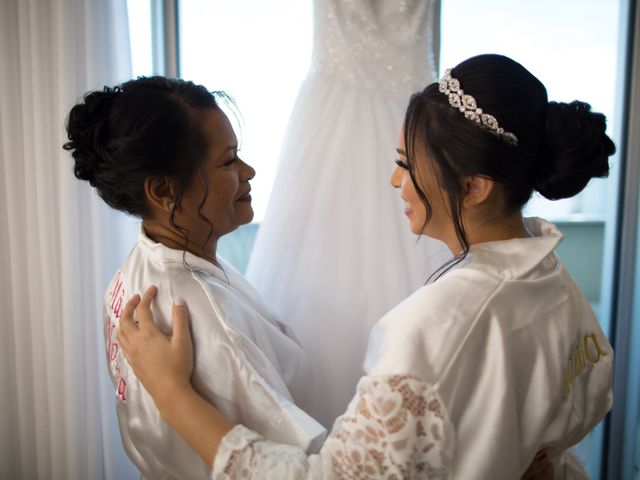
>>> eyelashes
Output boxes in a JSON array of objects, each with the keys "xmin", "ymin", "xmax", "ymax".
[
  {"xmin": 395, "ymin": 159, "xmax": 410, "ymax": 170},
  {"xmin": 222, "ymin": 154, "xmax": 240, "ymax": 167},
  {"xmin": 222, "ymin": 147, "xmax": 242, "ymax": 167}
]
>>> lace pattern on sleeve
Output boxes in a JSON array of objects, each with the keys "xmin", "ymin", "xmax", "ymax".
[
  {"xmin": 213, "ymin": 375, "xmax": 453, "ymax": 479},
  {"xmin": 325, "ymin": 374, "xmax": 452, "ymax": 478}
]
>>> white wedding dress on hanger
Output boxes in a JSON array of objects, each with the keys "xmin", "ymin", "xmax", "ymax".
[{"xmin": 246, "ymin": 0, "xmax": 449, "ymax": 428}]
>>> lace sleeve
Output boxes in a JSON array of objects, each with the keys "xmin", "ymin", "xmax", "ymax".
[{"xmin": 211, "ymin": 375, "xmax": 454, "ymax": 479}]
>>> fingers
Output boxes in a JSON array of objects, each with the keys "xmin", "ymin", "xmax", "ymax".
[
  {"xmin": 139, "ymin": 284, "xmax": 158, "ymax": 312},
  {"xmin": 118, "ymin": 286, "xmax": 185, "ymax": 350},
  {"xmin": 171, "ymin": 297, "xmax": 192, "ymax": 346},
  {"xmin": 117, "ymin": 285, "xmax": 157, "ymax": 346},
  {"xmin": 136, "ymin": 285, "xmax": 158, "ymax": 329},
  {"xmin": 119, "ymin": 293, "xmax": 141, "ymax": 340}
]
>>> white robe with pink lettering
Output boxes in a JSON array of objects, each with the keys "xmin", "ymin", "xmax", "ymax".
[
  {"xmin": 211, "ymin": 218, "xmax": 613, "ymax": 479},
  {"xmin": 104, "ymin": 228, "xmax": 326, "ymax": 480}
]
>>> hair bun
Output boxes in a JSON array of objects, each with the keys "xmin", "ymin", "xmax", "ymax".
[
  {"xmin": 536, "ymin": 101, "xmax": 615, "ymax": 200},
  {"xmin": 63, "ymin": 87, "xmax": 120, "ymax": 185}
]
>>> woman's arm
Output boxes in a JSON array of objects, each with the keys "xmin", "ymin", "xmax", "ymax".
[
  {"xmin": 119, "ymin": 288, "xmax": 455, "ymax": 478},
  {"xmin": 118, "ymin": 287, "xmax": 234, "ymax": 467},
  {"xmin": 119, "ymin": 287, "xmax": 553, "ymax": 479}
]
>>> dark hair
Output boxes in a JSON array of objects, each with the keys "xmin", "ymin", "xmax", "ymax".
[
  {"xmin": 64, "ymin": 76, "xmax": 230, "ymax": 213},
  {"xmin": 404, "ymin": 54, "xmax": 615, "ymax": 278},
  {"xmin": 64, "ymin": 76, "xmax": 230, "ymax": 252}
]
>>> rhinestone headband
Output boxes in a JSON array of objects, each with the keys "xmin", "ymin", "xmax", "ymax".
[{"xmin": 438, "ymin": 69, "xmax": 518, "ymax": 146}]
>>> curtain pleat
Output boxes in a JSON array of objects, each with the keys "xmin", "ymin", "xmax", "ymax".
[{"xmin": 1, "ymin": 0, "xmax": 139, "ymax": 478}]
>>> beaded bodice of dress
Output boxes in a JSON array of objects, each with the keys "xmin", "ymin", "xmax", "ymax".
[{"xmin": 310, "ymin": 0, "xmax": 438, "ymax": 100}]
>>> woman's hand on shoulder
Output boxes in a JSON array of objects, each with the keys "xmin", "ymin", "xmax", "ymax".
[
  {"xmin": 118, "ymin": 285, "xmax": 237, "ymax": 467},
  {"xmin": 117, "ymin": 285, "xmax": 194, "ymax": 409}
]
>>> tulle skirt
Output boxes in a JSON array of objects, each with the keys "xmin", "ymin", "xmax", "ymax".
[{"xmin": 246, "ymin": 72, "xmax": 451, "ymax": 427}]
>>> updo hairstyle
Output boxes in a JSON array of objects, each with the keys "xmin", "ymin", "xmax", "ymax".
[
  {"xmin": 404, "ymin": 54, "xmax": 615, "ymax": 264},
  {"xmin": 64, "ymin": 76, "xmax": 225, "ymax": 219}
]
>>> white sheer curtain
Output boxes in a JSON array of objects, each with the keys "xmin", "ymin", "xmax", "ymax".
[{"xmin": 0, "ymin": 0, "xmax": 139, "ymax": 478}]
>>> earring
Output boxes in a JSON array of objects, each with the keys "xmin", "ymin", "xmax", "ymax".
[{"xmin": 168, "ymin": 201, "xmax": 175, "ymax": 212}]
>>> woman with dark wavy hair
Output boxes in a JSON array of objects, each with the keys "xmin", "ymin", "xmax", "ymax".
[
  {"xmin": 64, "ymin": 77, "xmax": 325, "ymax": 480},
  {"xmin": 118, "ymin": 54, "xmax": 614, "ymax": 479}
]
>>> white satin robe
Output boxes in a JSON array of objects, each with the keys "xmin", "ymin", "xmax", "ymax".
[
  {"xmin": 212, "ymin": 218, "xmax": 613, "ymax": 479},
  {"xmin": 103, "ymin": 228, "xmax": 326, "ymax": 480}
]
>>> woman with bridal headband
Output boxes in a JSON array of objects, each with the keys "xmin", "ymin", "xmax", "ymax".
[
  {"xmin": 64, "ymin": 77, "xmax": 325, "ymax": 480},
  {"xmin": 119, "ymin": 54, "xmax": 614, "ymax": 478}
]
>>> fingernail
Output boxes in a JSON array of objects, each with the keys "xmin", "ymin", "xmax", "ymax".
[{"xmin": 174, "ymin": 297, "xmax": 185, "ymax": 306}]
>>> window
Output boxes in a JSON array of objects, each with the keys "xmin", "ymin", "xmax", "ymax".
[{"xmin": 127, "ymin": 0, "xmax": 154, "ymax": 77}]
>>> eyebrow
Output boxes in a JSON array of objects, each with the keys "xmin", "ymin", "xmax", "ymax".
[
  {"xmin": 215, "ymin": 145, "xmax": 238, "ymax": 162},
  {"xmin": 396, "ymin": 148, "xmax": 407, "ymax": 156}
]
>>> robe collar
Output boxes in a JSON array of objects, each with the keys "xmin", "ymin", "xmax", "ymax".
[
  {"xmin": 137, "ymin": 226, "xmax": 230, "ymax": 280},
  {"xmin": 462, "ymin": 217, "xmax": 563, "ymax": 280}
]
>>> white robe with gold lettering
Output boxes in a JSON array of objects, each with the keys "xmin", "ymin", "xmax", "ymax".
[
  {"xmin": 104, "ymin": 228, "xmax": 326, "ymax": 480},
  {"xmin": 212, "ymin": 218, "xmax": 613, "ymax": 479}
]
